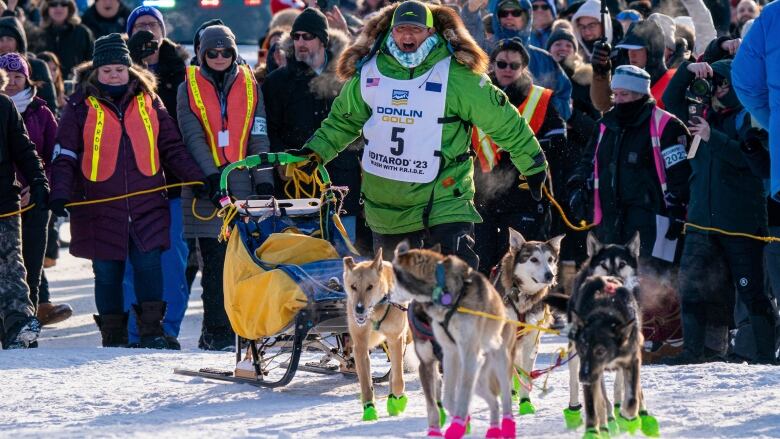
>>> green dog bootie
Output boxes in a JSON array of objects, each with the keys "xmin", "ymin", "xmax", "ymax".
[
  {"xmin": 519, "ymin": 398, "xmax": 536, "ymax": 415},
  {"xmin": 362, "ymin": 401, "xmax": 378, "ymax": 421},
  {"xmin": 639, "ymin": 410, "xmax": 660, "ymax": 437},
  {"xmin": 387, "ymin": 394, "xmax": 408, "ymax": 416},
  {"xmin": 599, "ymin": 425, "xmax": 611, "ymax": 438},
  {"xmin": 438, "ymin": 400, "xmax": 447, "ymax": 427},
  {"xmin": 607, "ymin": 417, "xmax": 620, "ymax": 436},
  {"xmin": 564, "ymin": 405, "xmax": 584, "ymax": 430},
  {"xmin": 617, "ymin": 415, "xmax": 641, "ymax": 435},
  {"xmin": 583, "ymin": 427, "xmax": 601, "ymax": 439},
  {"xmin": 613, "ymin": 403, "xmax": 621, "ymax": 419}
]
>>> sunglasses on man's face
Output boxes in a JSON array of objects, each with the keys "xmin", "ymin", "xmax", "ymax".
[
  {"xmin": 532, "ymin": 3, "xmax": 550, "ymax": 11},
  {"xmin": 293, "ymin": 32, "xmax": 317, "ymax": 41},
  {"xmin": 498, "ymin": 9, "xmax": 524, "ymax": 18},
  {"xmin": 205, "ymin": 48, "xmax": 235, "ymax": 60},
  {"xmin": 496, "ymin": 60, "xmax": 522, "ymax": 70}
]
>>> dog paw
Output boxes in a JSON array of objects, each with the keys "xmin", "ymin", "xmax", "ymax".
[
  {"xmin": 607, "ymin": 417, "xmax": 620, "ymax": 436},
  {"xmin": 639, "ymin": 411, "xmax": 660, "ymax": 437},
  {"xmin": 387, "ymin": 394, "xmax": 408, "ymax": 416},
  {"xmin": 444, "ymin": 416, "xmax": 467, "ymax": 439},
  {"xmin": 518, "ymin": 398, "xmax": 536, "ymax": 415},
  {"xmin": 485, "ymin": 426, "xmax": 502, "ymax": 438},
  {"xmin": 362, "ymin": 402, "xmax": 378, "ymax": 421},
  {"xmin": 582, "ymin": 427, "xmax": 601, "ymax": 439},
  {"xmin": 501, "ymin": 414, "xmax": 516, "ymax": 438},
  {"xmin": 438, "ymin": 400, "xmax": 447, "ymax": 427},
  {"xmin": 613, "ymin": 403, "xmax": 621, "ymax": 419},
  {"xmin": 598, "ymin": 425, "xmax": 611, "ymax": 438},
  {"xmin": 617, "ymin": 415, "xmax": 641, "ymax": 435},
  {"xmin": 427, "ymin": 426, "xmax": 444, "ymax": 437},
  {"xmin": 563, "ymin": 406, "xmax": 583, "ymax": 430}
]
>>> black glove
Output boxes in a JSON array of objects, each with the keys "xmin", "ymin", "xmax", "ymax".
[
  {"xmin": 288, "ymin": 146, "xmax": 321, "ymax": 163},
  {"xmin": 741, "ymin": 127, "xmax": 768, "ymax": 154},
  {"xmin": 207, "ymin": 173, "xmax": 225, "ymax": 208},
  {"xmin": 664, "ymin": 201, "xmax": 687, "ymax": 241},
  {"xmin": 255, "ymin": 182, "xmax": 274, "ymax": 197},
  {"xmin": 525, "ymin": 171, "xmax": 547, "ymax": 202},
  {"xmin": 567, "ymin": 187, "xmax": 589, "ymax": 223},
  {"xmin": 193, "ymin": 177, "xmax": 211, "ymax": 198},
  {"xmin": 49, "ymin": 199, "xmax": 69, "ymax": 218},
  {"xmin": 591, "ymin": 40, "xmax": 612, "ymax": 76},
  {"xmin": 127, "ymin": 30, "xmax": 159, "ymax": 64},
  {"xmin": 30, "ymin": 184, "xmax": 49, "ymax": 211}
]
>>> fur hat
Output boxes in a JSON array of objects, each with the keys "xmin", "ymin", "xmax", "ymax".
[
  {"xmin": 611, "ymin": 64, "xmax": 651, "ymax": 95},
  {"xmin": 92, "ymin": 33, "xmax": 132, "ymax": 68},
  {"xmin": 292, "ymin": 8, "xmax": 329, "ymax": 45}
]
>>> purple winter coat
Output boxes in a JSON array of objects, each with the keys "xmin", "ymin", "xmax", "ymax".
[
  {"xmin": 51, "ymin": 78, "xmax": 205, "ymax": 261},
  {"xmin": 16, "ymin": 95, "xmax": 57, "ymax": 186}
]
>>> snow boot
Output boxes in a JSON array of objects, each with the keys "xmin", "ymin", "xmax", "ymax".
[
  {"xmin": 36, "ymin": 302, "xmax": 73, "ymax": 326},
  {"xmin": 387, "ymin": 393, "xmax": 408, "ymax": 416},
  {"xmin": 749, "ymin": 313, "xmax": 778, "ymax": 364},
  {"xmin": 519, "ymin": 397, "xmax": 536, "ymax": 415},
  {"xmin": 564, "ymin": 405, "xmax": 584, "ymax": 429},
  {"xmin": 659, "ymin": 307, "xmax": 712, "ymax": 365},
  {"xmin": 94, "ymin": 314, "xmax": 128, "ymax": 347},
  {"xmin": 199, "ymin": 325, "xmax": 235, "ymax": 352},
  {"xmin": 133, "ymin": 301, "xmax": 171, "ymax": 349},
  {"xmin": 2, "ymin": 315, "xmax": 41, "ymax": 349}
]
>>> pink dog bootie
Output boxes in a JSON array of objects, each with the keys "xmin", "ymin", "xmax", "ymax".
[
  {"xmin": 444, "ymin": 416, "xmax": 468, "ymax": 439},
  {"xmin": 427, "ymin": 426, "xmax": 444, "ymax": 437},
  {"xmin": 486, "ymin": 424, "xmax": 502, "ymax": 438},
  {"xmin": 501, "ymin": 414, "xmax": 516, "ymax": 438}
]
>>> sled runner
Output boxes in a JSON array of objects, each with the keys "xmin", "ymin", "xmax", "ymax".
[{"xmin": 174, "ymin": 153, "xmax": 391, "ymax": 388}]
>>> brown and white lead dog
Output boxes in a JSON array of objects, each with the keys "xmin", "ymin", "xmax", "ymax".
[
  {"xmin": 493, "ymin": 228, "xmax": 564, "ymax": 415},
  {"xmin": 343, "ymin": 248, "xmax": 410, "ymax": 421}
]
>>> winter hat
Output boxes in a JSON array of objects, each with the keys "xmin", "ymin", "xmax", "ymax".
[
  {"xmin": 92, "ymin": 33, "xmax": 132, "ymax": 68},
  {"xmin": 492, "ymin": 37, "xmax": 530, "ymax": 66},
  {"xmin": 0, "ymin": 17, "xmax": 27, "ymax": 53},
  {"xmin": 546, "ymin": 26, "xmax": 577, "ymax": 51},
  {"xmin": 291, "ymin": 8, "xmax": 329, "ymax": 45},
  {"xmin": 0, "ymin": 52, "xmax": 29, "ymax": 78},
  {"xmin": 198, "ymin": 25, "xmax": 238, "ymax": 61},
  {"xmin": 392, "ymin": 1, "xmax": 434, "ymax": 29},
  {"xmin": 648, "ymin": 13, "xmax": 676, "ymax": 51},
  {"xmin": 126, "ymin": 6, "xmax": 166, "ymax": 37},
  {"xmin": 611, "ymin": 64, "xmax": 651, "ymax": 95}
]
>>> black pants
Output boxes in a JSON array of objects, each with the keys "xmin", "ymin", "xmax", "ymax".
[
  {"xmin": 474, "ymin": 210, "xmax": 550, "ymax": 276},
  {"xmin": 195, "ymin": 237, "xmax": 230, "ymax": 329},
  {"xmin": 21, "ymin": 208, "xmax": 49, "ymax": 311},
  {"xmin": 92, "ymin": 239, "xmax": 162, "ymax": 315},
  {"xmin": 372, "ymin": 222, "xmax": 479, "ymax": 270},
  {"xmin": 678, "ymin": 232, "xmax": 775, "ymax": 358}
]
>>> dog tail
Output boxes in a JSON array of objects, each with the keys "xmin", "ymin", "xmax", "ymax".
[{"xmin": 543, "ymin": 293, "xmax": 570, "ymax": 314}]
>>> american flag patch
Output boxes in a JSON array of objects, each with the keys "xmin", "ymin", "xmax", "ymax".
[
  {"xmin": 425, "ymin": 82, "xmax": 442, "ymax": 92},
  {"xmin": 366, "ymin": 77, "xmax": 380, "ymax": 87}
]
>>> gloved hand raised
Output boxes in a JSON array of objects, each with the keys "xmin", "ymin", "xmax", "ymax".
[
  {"xmin": 525, "ymin": 171, "xmax": 547, "ymax": 202},
  {"xmin": 127, "ymin": 30, "xmax": 159, "ymax": 64},
  {"xmin": 591, "ymin": 40, "xmax": 612, "ymax": 76}
]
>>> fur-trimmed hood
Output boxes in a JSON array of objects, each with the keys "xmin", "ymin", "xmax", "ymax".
[
  {"xmin": 559, "ymin": 53, "xmax": 592, "ymax": 86},
  {"xmin": 336, "ymin": 3, "xmax": 488, "ymax": 81},
  {"xmin": 71, "ymin": 61, "xmax": 158, "ymax": 102},
  {"xmin": 279, "ymin": 28, "xmax": 351, "ymax": 100}
]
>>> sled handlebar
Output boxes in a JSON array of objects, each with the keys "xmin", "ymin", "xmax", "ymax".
[{"xmin": 219, "ymin": 153, "xmax": 331, "ymax": 192}]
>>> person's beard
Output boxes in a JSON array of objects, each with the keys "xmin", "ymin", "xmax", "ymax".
[{"xmin": 295, "ymin": 49, "xmax": 321, "ymax": 69}]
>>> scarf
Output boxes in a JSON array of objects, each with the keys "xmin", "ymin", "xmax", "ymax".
[
  {"xmin": 99, "ymin": 83, "xmax": 129, "ymax": 100},
  {"xmin": 10, "ymin": 87, "xmax": 34, "ymax": 113},
  {"xmin": 386, "ymin": 34, "xmax": 439, "ymax": 69},
  {"xmin": 614, "ymin": 95, "xmax": 650, "ymax": 127}
]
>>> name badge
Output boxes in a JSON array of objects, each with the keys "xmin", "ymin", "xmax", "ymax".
[{"xmin": 218, "ymin": 130, "xmax": 230, "ymax": 148}]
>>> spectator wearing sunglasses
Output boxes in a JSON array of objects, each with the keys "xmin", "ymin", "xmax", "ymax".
[
  {"xmin": 462, "ymin": 0, "xmax": 572, "ymax": 120},
  {"xmin": 176, "ymin": 25, "xmax": 274, "ymax": 351},
  {"xmin": 49, "ymin": 33, "xmax": 205, "ymax": 349},
  {"xmin": 31, "ymin": 0, "xmax": 93, "ymax": 81},
  {"xmin": 261, "ymin": 9, "xmax": 364, "ymax": 246},
  {"xmin": 473, "ymin": 38, "xmax": 567, "ymax": 275},
  {"xmin": 529, "ymin": 0, "xmax": 556, "ymax": 49}
]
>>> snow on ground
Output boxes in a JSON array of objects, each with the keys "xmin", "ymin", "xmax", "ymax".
[{"xmin": 2, "ymin": 251, "xmax": 780, "ymax": 438}]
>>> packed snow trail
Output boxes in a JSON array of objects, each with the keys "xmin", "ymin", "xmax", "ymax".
[{"xmin": 2, "ymin": 252, "xmax": 779, "ymax": 438}]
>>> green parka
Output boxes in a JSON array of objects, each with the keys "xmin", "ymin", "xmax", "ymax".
[{"xmin": 306, "ymin": 4, "xmax": 547, "ymax": 234}]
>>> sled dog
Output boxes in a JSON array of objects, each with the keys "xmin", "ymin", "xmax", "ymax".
[
  {"xmin": 392, "ymin": 242, "xmax": 516, "ymax": 439},
  {"xmin": 343, "ymin": 248, "xmax": 410, "ymax": 420},
  {"xmin": 493, "ymin": 228, "xmax": 564, "ymax": 414}
]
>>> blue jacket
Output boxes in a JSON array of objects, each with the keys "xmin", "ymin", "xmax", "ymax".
[
  {"xmin": 528, "ymin": 0, "xmax": 557, "ymax": 49},
  {"xmin": 732, "ymin": 0, "xmax": 780, "ymax": 201},
  {"xmin": 461, "ymin": 0, "xmax": 572, "ymax": 120}
]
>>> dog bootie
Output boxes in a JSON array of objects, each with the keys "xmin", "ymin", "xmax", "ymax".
[
  {"xmin": 486, "ymin": 425, "xmax": 502, "ymax": 438},
  {"xmin": 564, "ymin": 405, "xmax": 584, "ymax": 430},
  {"xmin": 598, "ymin": 425, "xmax": 611, "ymax": 438},
  {"xmin": 518, "ymin": 398, "xmax": 536, "ymax": 415},
  {"xmin": 502, "ymin": 414, "xmax": 516, "ymax": 438},
  {"xmin": 438, "ymin": 401, "xmax": 447, "ymax": 427},
  {"xmin": 362, "ymin": 402, "xmax": 378, "ymax": 421},
  {"xmin": 582, "ymin": 427, "xmax": 601, "ymax": 439},
  {"xmin": 428, "ymin": 427, "xmax": 444, "ymax": 437},
  {"xmin": 639, "ymin": 411, "xmax": 660, "ymax": 437},
  {"xmin": 613, "ymin": 403, "xmax": 621, "ymax": 419},
  {"xmin": 607, "ymin": 417, "xmax": 620, "ymax": 436},
  {"xmin": 444, "ymin": 416, "xmax": 468, "ymax": 439},
  {"xmin": 617, "ymin": 415, "xmax": 641, "ymax": 435},
  {"xmin": 387, "ymin": 394, "xmax": 408, "ymax": 416}
]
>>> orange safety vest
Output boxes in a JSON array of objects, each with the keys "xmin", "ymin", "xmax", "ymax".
[
  {"xmin": 650, "ymin": 68, "xmax": 676, "ymax": 110},
  {"xmin": 81, "ymin": 93, "xmax": 160, "ymax": 182},
  {"xmin": 186, "ymin": 64, "xmax": 257, "ymax": 168},
  {"xmin": 472, "ymin": 85, "xmax": 553, "ymax": 172}
]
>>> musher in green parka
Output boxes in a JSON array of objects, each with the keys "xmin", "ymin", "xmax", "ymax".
[{"xmin": 300, "ymin": 1, "xmax": 548, "ymax": 269}]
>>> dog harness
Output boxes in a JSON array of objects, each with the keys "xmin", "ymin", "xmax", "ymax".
[
  {"xmin": 407, "ymin": 303, "xmax": 443, "ymax": 361},
  {"xmin": 592, "ymin": 106, "xmax": 675, "ymax": 225}
]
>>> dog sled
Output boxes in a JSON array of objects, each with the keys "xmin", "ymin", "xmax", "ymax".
[{"xmin": 174, "ymin": 153, "xmax": 391, "ymax": 388}]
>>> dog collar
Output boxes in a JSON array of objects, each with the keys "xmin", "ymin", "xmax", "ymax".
[{"xmin": 433, "ymin": 262, "xmax": 453, "ymax": 306}]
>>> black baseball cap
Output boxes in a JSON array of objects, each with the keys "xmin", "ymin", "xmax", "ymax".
[{"xmin": 392, "ymin": 1, "xmax": 434, "ymax": 29}]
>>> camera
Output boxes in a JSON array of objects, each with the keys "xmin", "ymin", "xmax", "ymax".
[
  {"xmin": 688, "ymin": 77, "xmax": 714, "ymax": 99},
  {"xmin": 686, "ymin": 77, "xmax": 712, "ymax": 124}
]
